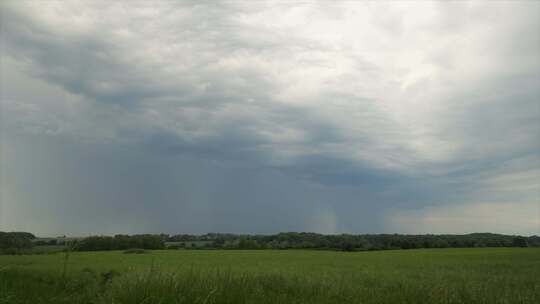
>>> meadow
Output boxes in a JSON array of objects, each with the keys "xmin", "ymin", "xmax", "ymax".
[{"xmin": 1, "ymin": 248, "xmax": 539, "ymax": 303}]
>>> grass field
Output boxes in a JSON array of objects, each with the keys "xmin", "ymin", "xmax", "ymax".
[{"xmin": 1, "ymin": 248, "xmax": 539, "ymax": 303}]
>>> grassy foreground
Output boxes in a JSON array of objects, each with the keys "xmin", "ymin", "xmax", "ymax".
[{"xmin": 1, "ymin": 248, "xmax": 539, "ymax": 303}]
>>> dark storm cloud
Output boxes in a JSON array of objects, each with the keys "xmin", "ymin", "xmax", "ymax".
[{"xmin": 1, "ymin": 1, "xmax": 539, "ymax": 235}]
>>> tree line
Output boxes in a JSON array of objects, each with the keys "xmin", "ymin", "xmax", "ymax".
[
  {"xmin": 170, "ymin": 232, "xmax": 537, "ymax": 251},
  {"xmin": 75, "ymin": 235, "xmax": 165, "ymax": 251},
  {"xmin": 1, "ymin": 231, "xmax": 537, "ymax": 254}
]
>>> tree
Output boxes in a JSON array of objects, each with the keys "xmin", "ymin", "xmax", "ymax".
[
  {"xmin": 212, "ymin": 238, "xmax": 226, "ymax": 248},
  {"xmin": 0, "ymin": 232, "xmax": 34, "ymax": 254},
  {"xmin": 512, "ymin": 237, "xmax": 528, "ymax": 248},
  {"xmin": 341, "ymin": 241, "xmax": 354, "ymax": 252}
]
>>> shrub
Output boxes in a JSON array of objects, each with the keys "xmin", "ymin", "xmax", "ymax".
[
  {"xmin": 0, "ymin": 232, "xmax": 34, "ymax": 252},
  {"xmin": 1, "ymin": 247, "xmax": 22, "ymax": 255},
  {"xmin": 123, "ymin": 248, "xmax": 147, "ymax": 254},
  {"xmin": 77, "ymin": 235, "xmax": 165, "ymax": 251},
  {"xmin": 512, "ymin": 237, "xmax": 528, "ymax": 247}
]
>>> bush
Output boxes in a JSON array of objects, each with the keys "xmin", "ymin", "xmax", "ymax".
[
  {"xmin": 512, "ymin": 237, "xmax": 528, "ymax": 247},
  {"xmin": 1, "ymin": 247, "xmax": 22, "ymax": 255},
  {"xmin": 0, "ymin": 232, "xmax": 34, "ymax": 252},
  {"xmin": 123, "ymin": 248, "xmax": 147, "ymax": 254},
  {"xmin": 77, "ymin": 235, "xmax": 165, "ymax": 251}
]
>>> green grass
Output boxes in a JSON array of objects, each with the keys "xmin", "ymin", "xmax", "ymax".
[{"xmin": 1, "ymin": 248, "xmax": 539, "ymax": 303}]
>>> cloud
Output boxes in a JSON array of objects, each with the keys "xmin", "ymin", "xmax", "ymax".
[
  {"xmin": 1, "ymin": 1, "xmax": 539, "ymax": 235},
  {"xmin": 386, "ymin": 201, "xmax": 540, "ymax": 236}
]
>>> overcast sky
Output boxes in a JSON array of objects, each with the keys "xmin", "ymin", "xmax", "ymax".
[{"xmin": 1, "ymin": 1, "xmax": 539, "ymax": 236}]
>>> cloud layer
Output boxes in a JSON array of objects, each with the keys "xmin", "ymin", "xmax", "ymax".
[{"xmin": 1, "ymin": 1, "xmax": 539, "ymax": 236}]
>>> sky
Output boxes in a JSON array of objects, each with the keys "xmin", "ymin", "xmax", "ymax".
[{"xmin": 1, "ymin": 1, "xmax": 539, "ymax": 237}]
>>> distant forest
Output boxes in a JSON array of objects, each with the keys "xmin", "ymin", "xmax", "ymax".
[{"xmin": 1, "ymin": 231, "xmax": 537, "ymax": 254}]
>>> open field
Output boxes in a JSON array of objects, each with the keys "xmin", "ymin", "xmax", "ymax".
[{"xmin": 1, "ymin": 248, "xmax": 539, "ymax": 303}]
